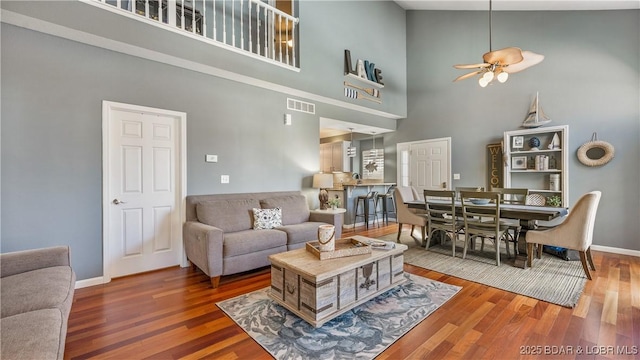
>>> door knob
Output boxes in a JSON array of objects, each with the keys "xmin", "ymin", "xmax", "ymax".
[{"xmin": 112, "ymin": 199, "xmax": 127, "ymax": 205}]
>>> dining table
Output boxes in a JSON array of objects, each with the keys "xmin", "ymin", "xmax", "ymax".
[{"xmin": 405, "ymin": 199, "xmax": 569, "ymax": 268}]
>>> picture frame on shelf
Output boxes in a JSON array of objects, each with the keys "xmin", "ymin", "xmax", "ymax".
[
  {"xmin": 512, "ymin": 156, "xmax": 528, "ymax": 170},
  {"xmin": 512, "ymin": 136, "xmax": 524, "ymax": 149}
]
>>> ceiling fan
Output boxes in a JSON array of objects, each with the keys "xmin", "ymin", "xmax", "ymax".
[{"xmin": 453, "ymin": 0, "xmax": 544, "ymax": 87}]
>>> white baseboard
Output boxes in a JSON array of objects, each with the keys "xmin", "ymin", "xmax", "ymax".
[
  {"xmin": 75, "ymin": 276, "xmax": 108, "ymax": 289},
  {"xmin": 591, "ymin": 245, "xmax": 640, "ymax": 257}
]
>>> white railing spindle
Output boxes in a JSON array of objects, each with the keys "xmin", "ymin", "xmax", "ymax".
[
  {"xmin": 201, "ymin": 0, "xmax": 205, "ymax": 36},
  {"xmin": 181, "ymin": 0, "xmax": 185, "ymax": 30},
  {"xmin": 240, "ymin": 1, "xmax": 244, "ymax": 50},
  {"xmin": 232, "ymin": 0, "xmax": 236, "ymax": 46},
  {"xmin": 223, "ymin": 0, "xmax": 227, "ymax": 44},
  {"xmin": 256, "ymin": 4, "xmax": 260, "ymax": 56},
  {"xmin": 248, "ymin": 1, "xmax": 252, "ymax": 53},
  {"xmin": 263, "ymin": 6, "xmax": 268, "ymax": 58}
]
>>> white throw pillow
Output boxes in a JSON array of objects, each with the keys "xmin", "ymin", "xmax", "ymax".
[{"xmin": 253, "ymin": 207, "xmax": 282, "ymax": 230}]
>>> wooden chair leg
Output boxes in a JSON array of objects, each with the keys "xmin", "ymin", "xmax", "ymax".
[
  {"xmin": 536, "ymin": 243, "xmax": 542, "ymax": 259},
  {"xmin": 210, "ymin": 276, "xmax": 221, "ymax": 288},
  {"xmin": 527, "ymin": 243, "xmax": 534, "ymax": 268},
  {"xmin": 586, "ymin": 247, "xmax": 596, "ymax": 270},
  {"xmin": 504, "ymin": 236, "xmax": 511, "ymax": 258},
  {"xmin": 410, "ymin": 225, "xmax": 416, "ymax": 239},
  {"xmin": 397, "ymin": 223, "xmax": 403, "ymax": 242},
  {"xmin": 462, "ymin": 234, "xmax": 470, "ymax": 259},
  {"xmin": 578, "ymin": 251, "xmax": 593, "ymax": 280}
]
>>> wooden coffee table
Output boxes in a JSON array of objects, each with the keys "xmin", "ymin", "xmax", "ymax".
[{"xmin": 268, "ymin": 235, "xmax": 408, "ymax": 328}]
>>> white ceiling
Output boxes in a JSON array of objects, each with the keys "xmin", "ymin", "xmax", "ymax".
[
  {"xmin": 394, "ymin": 0, "xmax": 640, "ymax": 11},
  {"xmin": 319, "ymin": 117, "xmax": 394, "ymax": 139}
]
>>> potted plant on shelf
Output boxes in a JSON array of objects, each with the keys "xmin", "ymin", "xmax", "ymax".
[{"xmin": 546, "ymin": 195, "xmax": 562, "ymax": 207}]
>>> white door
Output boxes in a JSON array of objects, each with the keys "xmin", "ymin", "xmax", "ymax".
[
  {"xmin": 397, "ymin": 138, "xmax": 451, "ymax": 194},
  {"xmin": 103, "ymin": 101, "xmax": 186, "ymax": 281}
]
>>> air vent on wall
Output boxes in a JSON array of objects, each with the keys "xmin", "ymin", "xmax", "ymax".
[{"xmin": 287, "ymin": 98, "xmax": 316, "ymax": 114}]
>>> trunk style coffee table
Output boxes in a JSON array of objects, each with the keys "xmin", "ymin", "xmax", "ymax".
[{"xmin": 268, "ymin": 235, "xmax": 408, "ymax": 328}]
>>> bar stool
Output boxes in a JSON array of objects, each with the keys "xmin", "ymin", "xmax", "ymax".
[
  {"xmin": 376, "ymin": 185, "xmax": 396, "ymax": 225},
  {"xmin": 354, "ymin": 191, "xmax": 379, "ymax": 229}
]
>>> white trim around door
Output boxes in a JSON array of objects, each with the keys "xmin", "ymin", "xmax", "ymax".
[{"xmin": 102, "ymin": 101, "xmax": 187, "ymax": 284}]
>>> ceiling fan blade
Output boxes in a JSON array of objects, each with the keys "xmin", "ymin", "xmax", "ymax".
[
  {"xmin": 453, "ymin": 71, "xmax": 481, "ymax": 82},
  {"xmin": 454, "ymin": 63, "xmax": 490, "ymax": 69},
  {"xmin": 483, "ymin": 47, "xmax": 524, "ymax": 65},
  {"xmin": 503, "ymin": 51, "xmax": 545, "ymax": 73}
]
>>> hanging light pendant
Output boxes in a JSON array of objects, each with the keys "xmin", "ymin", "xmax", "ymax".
[{"xmin": 347, "ymin": 128, "xmax": 356, "ymax": 157}]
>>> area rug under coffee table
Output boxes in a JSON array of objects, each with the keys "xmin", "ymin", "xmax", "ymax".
[{"xmin": 217, "ymin": 273, "xmax": 460, "ymax": 360}]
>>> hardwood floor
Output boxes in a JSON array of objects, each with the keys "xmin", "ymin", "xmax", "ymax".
[{"xmin": 65, "ymin": 223, "xmax": 640, "ymax": 359}]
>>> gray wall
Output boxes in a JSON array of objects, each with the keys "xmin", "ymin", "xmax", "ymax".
[
  {"xmin": 0, "ymin": 1, "xmax": 407, "ymax": 280},
  {"xmin": 389, "ymin": 10, "xmax": 640, "ymax": 251}
]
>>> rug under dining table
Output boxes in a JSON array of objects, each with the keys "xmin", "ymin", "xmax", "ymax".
[{"xmin": 379, "ymin": 233, "xmax": 587, "ymax": 308}]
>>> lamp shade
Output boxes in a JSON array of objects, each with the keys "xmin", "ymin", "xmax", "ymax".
[{"xmin": 312, "ymin": 173, "xmax": 334, "ymax": 189}]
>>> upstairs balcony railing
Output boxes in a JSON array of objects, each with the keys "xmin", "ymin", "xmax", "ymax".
[{"xmin": 93, "ymin": 0, "xmax": 299, "ymax": 69}]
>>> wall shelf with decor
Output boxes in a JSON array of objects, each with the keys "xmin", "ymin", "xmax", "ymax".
[
  {"xmin": 503, "ymin": 125, "xmax": 568, "ymax": 207},
  {"xmin": 344, "ymin": 73, "xmax": 384, "ymax": 89}
]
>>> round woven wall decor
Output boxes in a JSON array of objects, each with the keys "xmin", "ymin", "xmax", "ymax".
[{"xmin": 577, "ymin": 133, "xmax": 614, "ymax": 167}]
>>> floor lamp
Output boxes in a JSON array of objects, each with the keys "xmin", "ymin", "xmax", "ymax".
[{"xmin": 313, "ymin": 173, "xmax": 334, "ymax": 210}]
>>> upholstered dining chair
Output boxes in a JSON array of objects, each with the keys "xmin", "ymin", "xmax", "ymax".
[
  {"xmin": 394, "ymin": 186, "xmax": 428, "ymax": 244},
  {"xmin": 424, "ymin": 190, "xmax": 464, "ymax": 257},
  {"xmin": 526, "ymin": 191, "xmax": 602, "ymax": 280},
  {"xmin": 491, "ymin": 187, "xmax": 529, "ymax": 256},
  {"xmin": 460, "ymin": 191, "xmax": 511, "ymax": 266}
]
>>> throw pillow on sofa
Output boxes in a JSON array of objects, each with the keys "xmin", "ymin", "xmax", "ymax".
[{"xmin": 252, "ymin": 208, "xmax": 282, "ymax": 230}]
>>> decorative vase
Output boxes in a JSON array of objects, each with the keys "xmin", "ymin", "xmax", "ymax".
[
  {"xmin": 317, "ymin": 225, "xmax": 336, "ymax": 252},
  {"xmin": 529, "ymin": 137, "xmax": 541, "ymax": 150}
]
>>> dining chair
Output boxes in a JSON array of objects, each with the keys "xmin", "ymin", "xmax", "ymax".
[
  {"xmin": 526, "ymin": 191, "xmax": 601, "ymax": 280},
  {"xmin": 394, "ymin": 187, "xmax": 428, "ymax": 244},
  {"xmin": 424, "ymin": 190, "xmax": 464, "ymax": 257},
  {"xmin": 460, "ymin": 191, "xmax": 511, "ymax": 266},
  {"xmin": 455, "ymin": 186, "xmax": 485, "ymax": 201},
  {"xmin": 490, "ymin": 187, "xmax": 529, "ymax": 256}
]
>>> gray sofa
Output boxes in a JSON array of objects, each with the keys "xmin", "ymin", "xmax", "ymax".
[
  {"xmin": 0, "ymin": 246, "xmax": 76, "ymax": 360},
  {"xmin": 184, "ymin": 191, "xmax": 343, "ymax": 287}
]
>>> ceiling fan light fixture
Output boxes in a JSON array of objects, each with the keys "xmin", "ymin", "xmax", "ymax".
[
  {"xmin": 453, "ymin": 0, "xmax": 543, "ymax": 87},
  {"xmin": 482, "ymin": 71, "xmax": 495, "ymax": 82}
]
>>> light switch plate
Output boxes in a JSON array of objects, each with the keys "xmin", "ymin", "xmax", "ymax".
[
  {"xmin": 453, "ymin": 173, "xmax": 461, "ymax": 180},
  {"xmin": 221, "ymin": 175, "xmax": 229, "ymax": 184},
  {"xmin": 205, "ymin": 154, "xmax": 218, "ymax": 163}
]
